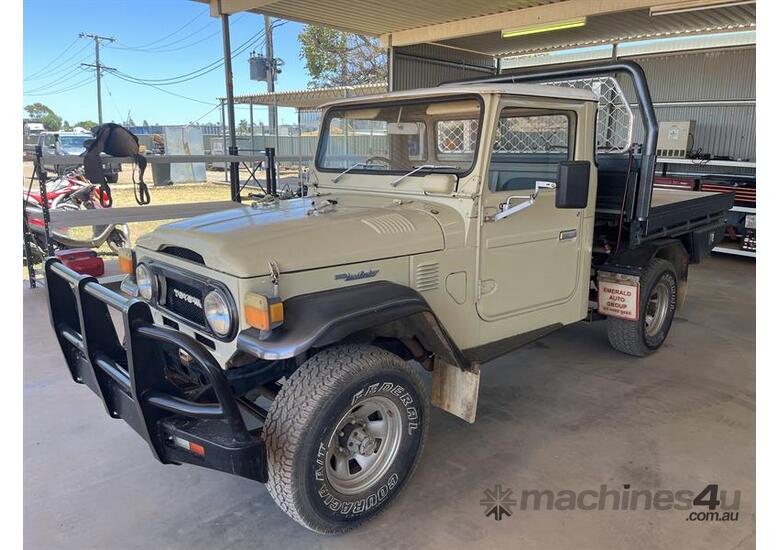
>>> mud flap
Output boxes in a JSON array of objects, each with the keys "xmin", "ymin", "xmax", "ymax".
[{"xmin": 431, "ymin": 358, "xmax": 480, "ymax": 423}]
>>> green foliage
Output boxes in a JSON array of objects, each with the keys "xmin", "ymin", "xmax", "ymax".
[
  {"xmin": 74, "ymin": 120, "xmax": 98, "ymax": 130},
  {"xmin": 24, "ymin": 102, "xmax": 55, "ymax": 119},
  {"xmin": 41, "ymin": 112, "xmax": 62, "ymax": 131},
  {"xmin": 238, "ymin": 119, "xmax": 249, "ymax": 134},
  {"xmin": 298, "ymin": 25, "xmax": 387, "ymax": 87}
]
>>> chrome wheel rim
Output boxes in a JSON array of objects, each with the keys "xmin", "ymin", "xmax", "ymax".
[
  {"xmin": 645, "ymin": 281, "xmax": 671, "ymax": 337},
  {"xmin": 325, "ymin": 395, "xmax": 403, "ymax": 495}
]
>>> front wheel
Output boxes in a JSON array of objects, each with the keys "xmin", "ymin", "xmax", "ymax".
[
  {"xmin": 263, "ymin": 344, "xmax": 429, "ymax": 534},
  {"xmin": 607, "ymin": 258, "xmax": 678, "ymax": 357}
]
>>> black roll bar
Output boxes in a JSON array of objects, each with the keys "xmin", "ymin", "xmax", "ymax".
[{"xmin": 444, "ymin": 60, "xmax": 658, "ymax": 223}]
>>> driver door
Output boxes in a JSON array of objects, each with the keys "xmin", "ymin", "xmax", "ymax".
[{"xmin": 477, "ymin": 104, "xmax": 584, "ymax": 321}]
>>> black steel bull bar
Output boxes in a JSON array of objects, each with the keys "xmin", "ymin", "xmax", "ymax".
[{"xmin": 44, "ymin": 258, "xmax": 267, "ymax": 482}]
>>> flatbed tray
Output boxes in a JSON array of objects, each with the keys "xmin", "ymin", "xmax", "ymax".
[{"xmin": 645, "ymin": 189, "xmax": 734, "ymax": 237}]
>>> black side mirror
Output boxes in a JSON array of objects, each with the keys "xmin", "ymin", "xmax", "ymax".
[{"xmin": 555, "ymin": 161, "xmax": 591, "ymax": 209}]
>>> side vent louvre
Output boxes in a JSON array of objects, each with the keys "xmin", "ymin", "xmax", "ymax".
[{"xmin": 415, "ymin": 262, "xmax": 440, "ymax": 292}]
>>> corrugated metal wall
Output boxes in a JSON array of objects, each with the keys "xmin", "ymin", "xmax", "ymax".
[
  {"xmin": 617, "ymin": 47, "xmax": 755, "ymax": 161},
  {"xmin": 392, "ymin": 44, "xmax": 755, "ymax": 160},
  {"xmin": 391, "ymin": 44, "xmax": 495, "ymax": 90}
]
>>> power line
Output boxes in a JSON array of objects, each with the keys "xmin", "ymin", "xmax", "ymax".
[
  {"xmin": 109, "ymin": 13, "xmax": 247, "ymax": 54},
  {"xmin": 25, "ymin": 55, "xmax": 92, "ymax": 86},
  {"xmin": 114, "ymin": 28, "xmax": 264, "ymax": 85},
  {"xmin": 24, "ymin": 75, "xmax": 96, "ymax": 96},
  {"xmin": 189, "ymin": 102, "xmax": 223, "ymax": 124},
  {"xmin": 105, "ymin": 71, "xmax": 216, "ymax": 105},
  {"xmin": 110, "ymin": 10, "xmax": 205, "ymax": 50},
  {"xmin": 24, "ymin": 66, "xmax": 90, "ymax": 94},
  {"xmin": 24, "ymin": 37, "xmax": 81, "ymax": 80},
  {"xmin": 24, "ymin": 42, "xmax": 92, "ymax": 81},
  {"xmin": 102, "ymin": 78, "xmax": 126, "ymax": 124}
]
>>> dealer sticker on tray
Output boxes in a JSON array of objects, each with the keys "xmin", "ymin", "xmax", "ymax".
[{"xmin": 598, "ymin": 277, "xmax": 640, "ymax": 321}]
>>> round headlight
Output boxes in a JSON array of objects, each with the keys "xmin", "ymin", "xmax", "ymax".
[
  {"xmin": 136, "ymin": 263, "xmax": 156, "ymax": 301},
  {"xmin": 204, "ymin": 289, "xmax": 232, "ymax": 337}
]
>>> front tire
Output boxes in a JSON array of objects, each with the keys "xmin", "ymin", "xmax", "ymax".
[
  {"xmin": 263, "ymin": 344, "xmax": 429, "ymax": 534},
  {"xmin": 607, "ymin": 258, "xmax": 678, "ymax": 357}
]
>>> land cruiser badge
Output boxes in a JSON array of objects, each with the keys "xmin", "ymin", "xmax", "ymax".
[{"xmin": 335, "ymin": 269, "xmax": 379, "ymax": 282}]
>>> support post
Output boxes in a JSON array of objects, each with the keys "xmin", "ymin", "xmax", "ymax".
[
  {"xmin": 220, "ymin": 99, "xmax": 227, "ymax": 183},
  {"xmin": 265, "ymin": 147, "xmax": 277, "ymax": 196},
  {"xmin": 35, "ymin": 146, "xmax": 53, "ymax": 257},
  {"xmin": 23, "ymin": 153, "xmax": 40, "ymax": 288},
  {"xmin": 297, "ymin": 108, "xmax": 303, "ymax": 196},
  {"xmin": 249, "ymin": 102, "xmax": 255, "ymax": 152},
  {"xmin": 79, "ymin": 33, "xmax": 115, "ymax": 125},
  {"xmin": 220, "ymin": 8, "xmax": 240, "ymax": 202},
  {"xmin": 264, "ymin": 16, "xmax": 277, "ymax": 133}
]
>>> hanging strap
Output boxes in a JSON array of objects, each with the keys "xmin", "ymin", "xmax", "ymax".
[{"xmin": 132, "ymin": 155, "xmax": 150, "ymax": 205}]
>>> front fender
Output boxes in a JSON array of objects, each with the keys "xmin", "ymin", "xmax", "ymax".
[{"xmin": 236, "ymin": 281, "xmax": 469, "ymax": 369}]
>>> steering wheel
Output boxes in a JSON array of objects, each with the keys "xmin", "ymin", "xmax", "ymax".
[{"xmin": 364, "ymin": 156, "xmax": 391, "ymax": 166}]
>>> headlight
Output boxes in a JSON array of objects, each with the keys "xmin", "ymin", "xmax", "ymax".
[
  {"xmin": 204, "ymin": 289, "xmax": 232, "ymax": 337},
  {"xmin": 136, "ymin": 263, "xmax": 156, "ymax": 301}
]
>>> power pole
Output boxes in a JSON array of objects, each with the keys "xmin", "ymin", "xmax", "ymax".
[
  {"xmin": 79, "ymin": 33, "xmax": 115, "ymax": 125},
  {"xmin": 264, "ymin": 16, "xmax": 277, "ymax": 135}
]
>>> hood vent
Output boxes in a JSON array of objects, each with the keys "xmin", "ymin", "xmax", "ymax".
[
  {"xmin": 415, "ymin": 262, "xmax": 440, "ymax": 292},
  {"xmin": 159, "ymin": 246, "xmax": 205, "ymax": 265},
  {"xmin": 361, "ymin": 213, "xmax": 416, "ymax": 235}
]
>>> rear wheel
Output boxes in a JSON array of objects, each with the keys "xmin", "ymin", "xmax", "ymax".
[
  {"xmin": 607, "ymin": 258, "xmax": 678, "ymax": 357},
  {"xmin": 263, "ymin": 344, "xmax": 429, "ymax": 534}
]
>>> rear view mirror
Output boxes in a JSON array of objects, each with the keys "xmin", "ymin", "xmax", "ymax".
[
  {"xmin": 555, "ymin": 161, "xmax": 591, "ymax": 209},
  {"xmin": 386, "ymin": 122, "xmax": 420, "ymax": 135}
]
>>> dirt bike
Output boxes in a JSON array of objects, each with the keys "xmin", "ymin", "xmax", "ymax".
[{"xmin": 23, "ymin": 169, "xmax": 130, "ymax": 265}]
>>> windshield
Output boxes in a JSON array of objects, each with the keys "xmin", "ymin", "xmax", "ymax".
[
  {"xmin": 316, "ymin": 96, "xmax": 482, "ymax": 177},
  {"xmin": 59, "ymin": 135, "xmax": 89, "ymax": 149}
]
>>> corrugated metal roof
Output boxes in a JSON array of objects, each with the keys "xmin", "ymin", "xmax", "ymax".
[
  {"xmin": 227, "ymin": 83, "xmax": 387, "ymax": 108},
  {"xmin": 441, "ymin": 3, "xmax": 756, "ymax": 56},
  {"xmin": 195, "ymin": 0, "xmax": 562, "ymax": 35},
  {"xmin": 197, "ymin": 1, "xmax": 754, "ymax": 58}
]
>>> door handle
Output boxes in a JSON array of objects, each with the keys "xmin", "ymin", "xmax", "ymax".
[{"xmin": 559, "ymin": 229, "xmax": 577, "ymax": 240}]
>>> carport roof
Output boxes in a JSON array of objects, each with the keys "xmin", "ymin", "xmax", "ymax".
[
  {"xmin": 198, "ymin": 0, "xmax": 755, "ymax": 56},
  {"xmin": 225, "ymin": 82, "xmax": 387, "ymax": 109}
]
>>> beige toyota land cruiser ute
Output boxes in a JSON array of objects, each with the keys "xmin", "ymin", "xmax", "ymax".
[{"xmin": 44, "ymin": 61, "xmax": 733, "ymax": 533}]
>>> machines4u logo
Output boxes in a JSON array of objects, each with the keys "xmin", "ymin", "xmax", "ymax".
[
  {"xmin": 480, "ymin": 483, "xmax": 740, "ymax": 522},
  {"xmin": 480, "ymin": 484, "xmax": 517, "ymax": 521}
]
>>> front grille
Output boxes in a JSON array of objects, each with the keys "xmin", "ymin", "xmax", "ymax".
[{"xmin": 164, "ymin": 278, "xmax": 206, "ymax": 326}]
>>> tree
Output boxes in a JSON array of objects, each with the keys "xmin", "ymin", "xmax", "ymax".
[
  {"xmin": 74, "ymin": 120, "xmax": 98, "ymax": 130},
  {"xmin": 298, "ymin": 25, "xmax": 387, "ymax": 87},
  {"xmin": 41, "ymin": 112, "xmax": 62, "ymax": 131},
  {"xmin": 238, "ymin": 119, "xmax": 249, "ymax": 135},
  {"xmin": 24, "ymin": 102, "xmax": 55, "ymax": 120},
  {"xmin": 62, "ymin": 120, "xmax": 71, "ymax": 130},
  {"xmin": 142, "ymin": 119, "xmax": 150, "ymax": 127}
]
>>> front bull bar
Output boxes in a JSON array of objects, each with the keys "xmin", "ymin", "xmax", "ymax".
[{"xmin": 43, "ymin": 258, "xmax": 267, "ymax": 482}]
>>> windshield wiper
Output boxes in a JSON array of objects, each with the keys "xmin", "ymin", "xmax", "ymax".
[
  {"xmin": 390, "ymin": 165, "xmax": 458, "ymax": 187},
  {"xmin": 331, "ymin": 161, "xmax": 383, "ymax": 183}
]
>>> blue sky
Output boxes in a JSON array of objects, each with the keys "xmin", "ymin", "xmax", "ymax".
[{"xmin": 23, "ymin": 0, "xmax": 309, "ymax": 126}]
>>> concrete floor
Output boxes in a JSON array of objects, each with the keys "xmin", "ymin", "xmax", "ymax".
[{"xmin": 24, "ymin": 255, "xmax": 755, "ymax": 550}]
